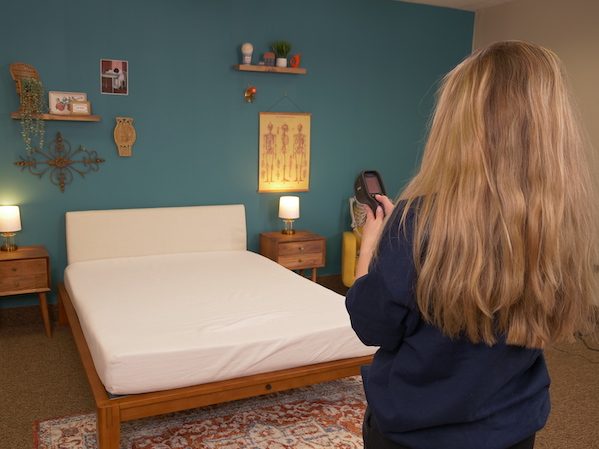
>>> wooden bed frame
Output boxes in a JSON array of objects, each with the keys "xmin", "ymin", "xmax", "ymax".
[
  {"xmin": 59, "ymin": 205, "xmax": 372, "ymax": 448},
  {"xmin": 58, "ymin": 282, "xmax": 372, "ymax": 449}
]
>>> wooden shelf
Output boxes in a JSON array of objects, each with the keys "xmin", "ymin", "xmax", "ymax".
[
  {"xmin": 11, "ymin": 112, "xmax": 101, "ymax": 122},
  {"xmin": 233, "ymin": 64, "xmax": 307, "ymax": 75}
]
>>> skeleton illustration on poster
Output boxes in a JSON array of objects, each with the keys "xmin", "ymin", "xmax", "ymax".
[{"xmin": 258, "ymin": 112, "xmax": 311, "ymax": 192}]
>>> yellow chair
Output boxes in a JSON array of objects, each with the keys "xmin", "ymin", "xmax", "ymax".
[
  {"xmin": 342, "ymin": 229, "xmax": 362, "ymax": 287},
  {"xmin": 341, "ymin": 198, "xmax": 365, "ymax": 287}
]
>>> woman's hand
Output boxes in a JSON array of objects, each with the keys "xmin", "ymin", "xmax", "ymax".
[{"xmin": 355, "ymin": 195, "xmax": 394, "ymax": 278}]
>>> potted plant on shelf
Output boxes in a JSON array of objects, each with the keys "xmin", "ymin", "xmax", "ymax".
[
  {"xmin": 18, "ymin": 77, "xmax": 46, "ymax": 155},
  {"xmin": 271, "ymin": 40, "xmax": 292, "ymax": 68},
  {"xmin": 9, "ymin": 63, "xmax": 46, "ymax": 154}
]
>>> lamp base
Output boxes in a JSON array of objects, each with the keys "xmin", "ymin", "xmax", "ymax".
[
  {"xmin": 0, "ymin": 232, "xmax": 18, "ymax": 252},
  {"xmin": 281, "ymin": 219, "xmax": 296, "ymax": 235}
]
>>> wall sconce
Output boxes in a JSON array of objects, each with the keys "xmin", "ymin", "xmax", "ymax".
[
  {"xmin": 279, "ymin": 196, "xmax": 299, "ymax": 235},
  {"xmin": 244, "ymin": 85, "xmax": 257, "ymax": 103},
  {"xmin": 0, "ymin": 205, "xmax": 22, "ymax": 251}
]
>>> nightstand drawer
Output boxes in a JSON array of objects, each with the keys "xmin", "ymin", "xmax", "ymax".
[
  {"xmin": 278, "ymin": 240, "xmax": 324, "ymax": 256},
  {"xmin": 278, "ymin": 252, "xmax": 324, "ymax": 270},
  {"xmin": 0, "ymin": 273, "xmax": 48, "ymax": 293},
  {"xmin": 259, "ymin": 231, "xmax": 326, "ymax": 282},
  {"xmin": 0, "ymin": 246, "xmax": 53, "ymax": 336},
  {"xmin": 0, "ymin": 258, "xmax": 47, "ymax": 277}
]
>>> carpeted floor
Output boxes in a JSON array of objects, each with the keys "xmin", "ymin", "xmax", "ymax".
[{"xmin": 1, "ymin": 278, "xmax": 599, "ymax": 449}]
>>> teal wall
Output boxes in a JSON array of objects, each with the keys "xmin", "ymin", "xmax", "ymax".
[{"xmin": 0, "ymin": 0, "xmax": 473, "ymax": 307}]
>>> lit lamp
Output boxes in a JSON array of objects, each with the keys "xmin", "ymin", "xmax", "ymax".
[
  {"xmin": 0, "ymin": 205, "xmax": 21, "ymax": 252},
  {"xmin": 279, "ymin": 196, "xmax": 299, "ymax": 235}
]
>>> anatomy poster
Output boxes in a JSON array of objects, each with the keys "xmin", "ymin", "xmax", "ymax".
[{"xmin": 259, "ymin": 112, "xmax": 311, "ymax": 192}]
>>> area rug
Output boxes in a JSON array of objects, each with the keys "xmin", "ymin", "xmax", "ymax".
[{"xmin": 34, "ymin": 376, "xmax": 366, "ymax": 449}]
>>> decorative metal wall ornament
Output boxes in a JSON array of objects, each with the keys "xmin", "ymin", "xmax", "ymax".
[{"xmin": 15, "ymin": 132, "xmax": 105, "ymax": 192}]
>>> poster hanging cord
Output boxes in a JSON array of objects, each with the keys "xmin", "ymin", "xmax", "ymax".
[{"xmin": 265, "ymin": 91, "xmax": 305, "ymax": 112}]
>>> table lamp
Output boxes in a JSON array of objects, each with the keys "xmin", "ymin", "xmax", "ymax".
[
  {"xmin": 279, "ymin": 196, "xmax": 299, "ymax": 235},
  {"xmin": 0, "ymin": 205, "xmax": 21, "ymax": 251}
]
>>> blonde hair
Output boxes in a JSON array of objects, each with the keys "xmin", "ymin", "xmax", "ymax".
[{"xmin": 399, "ymin": 41, "xmax": 598, "ymax": 348}]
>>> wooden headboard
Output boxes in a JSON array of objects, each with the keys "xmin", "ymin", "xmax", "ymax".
[{"xmin": 65, "ymin": 204, "xmax": 246, "ymax": 264}]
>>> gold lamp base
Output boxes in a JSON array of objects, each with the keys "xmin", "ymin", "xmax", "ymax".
[
  {"xmin": 0, "ymin": 232, "xmax": 18, "ymax": 252},
  {"xmin": 281, "ymin": 219, "xmax": 296, "ymax": 235}
]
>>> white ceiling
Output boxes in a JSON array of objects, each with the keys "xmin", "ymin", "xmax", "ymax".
[{"xmin": 399, "ymin": 0, "xmax": 515, "ymax": 11}]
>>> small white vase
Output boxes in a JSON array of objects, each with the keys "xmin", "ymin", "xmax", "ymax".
[{"xmin": 276, "ymin": 58, "xmax": 288, "ymax": 68}]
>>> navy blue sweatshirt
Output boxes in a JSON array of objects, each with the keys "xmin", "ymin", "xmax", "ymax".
[{"xmin": 345, "ymin": 205, "xmax": 550, "ymax": 449}]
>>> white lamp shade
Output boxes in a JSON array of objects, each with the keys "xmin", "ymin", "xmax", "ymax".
[
  {"xmin": 278, "ymin": 196, "xmax": 300, "ymax": 219},
  {"xmin": 0, "ymin": 206, "xmax": 21, "ymax": 232}
]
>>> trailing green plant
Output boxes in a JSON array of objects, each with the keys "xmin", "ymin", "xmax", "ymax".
[
  {"xmin": 19, "ymin": 77, "xmax": 46, "ymax": 154},
  {"xmin": 271, "ymin": 40, "xmax": 292, "ymax": 59}
]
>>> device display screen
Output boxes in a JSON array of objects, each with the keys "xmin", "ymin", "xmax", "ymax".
[{"xmin": 365, "ymin": 174, "xmax": 383, "ymax": 194}]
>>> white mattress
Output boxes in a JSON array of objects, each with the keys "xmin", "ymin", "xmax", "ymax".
[{"xmin": 64, "ymin": 250, "xmax": 374, "ymax": 394}]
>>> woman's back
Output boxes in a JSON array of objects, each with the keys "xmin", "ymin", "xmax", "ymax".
[
  {"xmin": 346, "ymin": 41, "xmax": 597, "ymax": 449},
  {"xmin": 347, "ymin": 205, "xmax": 550, "ymax": 449}
]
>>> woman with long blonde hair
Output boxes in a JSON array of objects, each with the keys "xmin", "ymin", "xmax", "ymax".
[{"xmin": 346, "ymin": 41, "xmax": 597, "ymax": 449}]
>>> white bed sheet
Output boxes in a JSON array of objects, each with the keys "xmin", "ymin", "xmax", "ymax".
[{"xmin": 64, "ymin": 250, "xmax": 374, "ymax": 394}]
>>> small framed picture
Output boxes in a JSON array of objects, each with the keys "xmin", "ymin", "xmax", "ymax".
[
  {"xmin": 100, "ymin": 59, "xmax": 128, "ymax": 95},
  {"xmin": 69, "ymin": 100, "xmax": 92, "ymax": 115},
  {"xmin": 48, "ymin": 91, "xmax": 87, "ymax": 115}
]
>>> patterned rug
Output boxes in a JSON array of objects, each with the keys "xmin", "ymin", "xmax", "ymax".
[{"xmin": 34, "ymin": 376, "xmax": 366, "ymax": 449}]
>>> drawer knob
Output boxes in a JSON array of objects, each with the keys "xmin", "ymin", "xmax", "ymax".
[
  {"xmin": 299, "ymin": 246, "xmax": 304, "ymax": 251},
  {"xmin": 12, "ymin": 267, "xmax": 17, "ymax": 272},
  {"xmin": 298, "ymin": 258, "xmax": 303, "ymax": 263}
]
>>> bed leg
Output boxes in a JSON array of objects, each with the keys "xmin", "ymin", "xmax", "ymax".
[
  {"xmin": 97, "ymin": 405, "xmax": 121, "ymax": 449},
  {"xmin": 57, "ymin": 285, "xmax": 69, "ymax": 326},
  {"xmin": 57, "ymin": 290, "xmax": 68, "ymax": 327}
]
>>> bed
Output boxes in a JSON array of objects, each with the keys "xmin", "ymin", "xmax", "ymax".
[{"xmin": 57, "ymin": 204, "xmax": 374, "ymax": 449}]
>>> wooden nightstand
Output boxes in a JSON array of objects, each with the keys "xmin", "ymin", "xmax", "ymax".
[
  {"xmin": 260, "ymin": 231, "xmax": 326, "ymax": 282},
  {"xmin": 0, "ymin": 245, "xmax": 52, "ymax": 337}
]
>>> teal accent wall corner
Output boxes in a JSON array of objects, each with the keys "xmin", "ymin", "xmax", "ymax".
[{"xmin": 0, "ymin": 0, "xmax": 473, "ymax": 307}]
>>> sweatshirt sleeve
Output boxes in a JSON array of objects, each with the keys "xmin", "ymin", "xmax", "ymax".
[{"xmin": 345, "ymin": 207, "xmax": 419, "ymax": 352}]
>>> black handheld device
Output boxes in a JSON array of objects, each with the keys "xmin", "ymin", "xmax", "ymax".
[{"xmin": 354, "ymin": 170, "xmax": 386, "ymax": 215}]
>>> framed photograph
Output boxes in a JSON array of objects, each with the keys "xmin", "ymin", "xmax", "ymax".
[
  {"xmin": 69, "ymin": 100, "xmax": 91, "ymax": 115},
  {"xmin": 100, "ymin": 59, "xmax": 128, "ymax": 95},
  {"xmin": 258, "ymin": 112, "xmax": 311, "ymax": 193},
  {"xmin": 48, "ymin": 91, "xmax": 87, "ymax": 115}
]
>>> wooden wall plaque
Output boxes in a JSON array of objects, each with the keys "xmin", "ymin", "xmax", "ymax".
[{"xmin": 113, "ymin": 116, "xmax": 136, "ymax": 157}]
